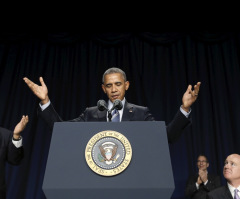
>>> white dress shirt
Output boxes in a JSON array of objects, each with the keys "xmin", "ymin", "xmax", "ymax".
[{"xmin": 227, "ymin": 183, "xmax": 240, "ymax": 198}]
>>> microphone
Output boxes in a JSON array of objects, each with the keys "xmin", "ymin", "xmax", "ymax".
[
  {"xmin": 110, "ymin": 99, "xmax": 123, "ymax": 112},
  {"xmin": 97, "ymin": 99, "xmax": 122, "ymax": 121},
  {"xmin": 97, "ymin": 100, "xmax": 108, "ymax": 111}
]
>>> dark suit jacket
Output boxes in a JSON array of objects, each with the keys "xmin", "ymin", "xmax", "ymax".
[
  {"xmin": 185, "ymin": 173, "xmax": 222, "ymax": 199},
  {"xmin": 207, "ymin": 185, "xmax": 233, "ymax": 199},
  {"xmin": 38, "ymin": 101, "xmax": 191, "ymax": 143},
  {"xmin": 0, "ymin": 127, "xmax": 24, "ymax": 199}
]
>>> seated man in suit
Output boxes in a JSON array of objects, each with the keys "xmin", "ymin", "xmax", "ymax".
[
  {"xmin": 23, "ymin": 67, "xmax": 200, "ymax": 143},
  {"xmin": 0, "ymin": 115, "xmax": 28, "ymax": 199},
  {"xmin": 185, "ymin": 154, "xmax": 222, "ymax": 199},
  {"xmin": 207, "ymin": 153, "xmax": 240, "ymax": 199}
]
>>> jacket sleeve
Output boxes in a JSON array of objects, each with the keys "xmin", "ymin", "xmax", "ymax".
[
  {"xmin": 203, "ymin": 175, "xmax": 222, "ymax": 191},
  {"xmin": 166, "ymin": 110, "xmax": 191, "ymax": 143},
  {"xmin": 185, "ymin": 175, "xmax": 198, "ymax": 198},
  {"xmin": 38, "ymin": 103, "xmax": 85, "ymax": 131},
  {"xmin": 3, "ymin": 128, "xmax": 24, "ymax": 165}
]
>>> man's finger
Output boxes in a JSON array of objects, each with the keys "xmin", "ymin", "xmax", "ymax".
[
  {"xmin": 23, "ymin": 77, "xmax": 30, "ymax": 83},
  {"xmin": 19, "ymin": 116, "xmax": 28, "ymax": 130},
  {"xmin": 39, "ymin": 77, "xmax": 46, "ymax": 87},
  {"xmin": 195, "ymin": 82, "xmax": 201, "ymax": 91},
  {"xmin": 23, "ymin": 115, "xmax": 29, "ymax": 124},
  {"xmin": 194, "ymin": 84, "xmax": 199, "ymax": 91},
  {"xmin": 186, "ymin": 85, "xmax": 192, "ymax": 94},
  {"xmin": 23, "ymin": 77, "xmax": 34, "ymax": 87},
  {"xmin": 193, "ymin": 83, "xmax": 201, "ymax": 96}
]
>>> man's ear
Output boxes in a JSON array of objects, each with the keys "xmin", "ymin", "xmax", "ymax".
[
  {"xmin": 102, "ymin": 84, "xmax": 106, "ymax": 93},
  {"xmin": 125, "ymin": 81, "xmax": 130, "ymax": 90}
]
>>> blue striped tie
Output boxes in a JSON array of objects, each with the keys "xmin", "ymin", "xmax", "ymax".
[{"xmin": 111, "ymin": 109, "xmax": 120, "ymax": 122}]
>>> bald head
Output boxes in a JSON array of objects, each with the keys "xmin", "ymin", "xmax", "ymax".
[
  {"xmin": 223, "ymin": 153, "xmax": 240, "ymax": 187},
  {"xmin": 228, "ymin": 154, "xmax": 240, "ymax": 159}
]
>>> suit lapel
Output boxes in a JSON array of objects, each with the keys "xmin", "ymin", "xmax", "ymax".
[
  {"xmin": 122, "ymin": 101, "xmax": 134, "ymax": 121},
  {"xmin": 224, "ymin": 185, "xmax": 233, "ymax": 199}
]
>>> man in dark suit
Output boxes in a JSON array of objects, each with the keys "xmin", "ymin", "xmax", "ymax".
[
  {"xmin": 185, "ymin": 154, "xmax": 221, "ymax": 199},
  {"xmin": 23, "ymin": 67, "xmax": 200, "ymax": 143},
  {"xmin": 207, "ymin": 153, "xmax": 240, "ymax": 199},
  {"xmin": 0, "ymin": 115, "xmax": 28, "ymax": 199}
]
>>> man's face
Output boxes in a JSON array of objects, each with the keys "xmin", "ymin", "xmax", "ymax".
[
  {"xmin": 102, "ymin": 73, "xmax": 129, "ymax": 103},
  {"xmin": 197, "ymin": 156, "xmax": 209, "ymax": 171},
  {"xmin": 223, "ymin": 154, "xmax": 240, "ymax": 183}
]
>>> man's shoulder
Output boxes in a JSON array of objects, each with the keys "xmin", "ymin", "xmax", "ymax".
[
  {"xmin": 0, "ymin": 126, "xmax": 11, "ymax": 134},
  {"xmin": 208, "ymin": 185, "xmax": 228, "ymax": 196},
  {"xmin": 86, "ymin": 106, "xmax": 98, "ymax": 110},
  {"xmin": 85, "ymin": 106, "xmax": 98, "ymax": 113},
  {"xmin": 125, "ymin": 102, "xmax": 148, "ymax": 110},
  {"xmin": 208, "ymin": 173, "xmax": 220, "ymax": 179},
  {"xmin": 0, "ymin": 127, "xmax": 12, "ymax": 141}
]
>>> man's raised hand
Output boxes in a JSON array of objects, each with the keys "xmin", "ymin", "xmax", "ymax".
[
  {"xmin": 13, "ymin": 115, "xmax": 29, "ymax": 139},
  {"xmin": 182, "ymin": 82, "xmax": 201, "ymax": 112},
  {"xmin": 23, "ymin": 77, "xmax": 49, "ymax": 104}
]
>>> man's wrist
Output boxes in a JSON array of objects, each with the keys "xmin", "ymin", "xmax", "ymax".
[
  {"xmin": 203, "ymin": 180, "xmax": 208, "ymax": 185},
  {"xmin": 13, "ymin": 135, "xmax": 22, "ymax": 141},
  {"xmin": 39, "ymin": 100, "xmax": 51, "ymax": 111},
  {"xmin": 41, "ymin": 96, "xmax": 50, "ymax": 105},
  {"xmin": 181, "ymin": 105, "xmax": 190, "ymax": 113},
  {"xmin": 196, "ymin": 182, "xmax": 200, "ymax": 189}
]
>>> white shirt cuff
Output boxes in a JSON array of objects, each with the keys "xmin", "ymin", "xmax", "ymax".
[
  {"xmin": 180, "ymin": 106, "xmax": 191, "ymax": 118},
  {"xmin": 12, "ymin": 138, "xmax": 23, "ymax": 148},
  {"xmin": 196, "ymin": 183, "xmax": 200, "ymax": 189},
  {"xmin": 39, "ymin": 100, "xmax": 51, "ymax": 111},
  {"xmin": 204, "ymin": 180, "xmax": 208, "ymax": 185}
]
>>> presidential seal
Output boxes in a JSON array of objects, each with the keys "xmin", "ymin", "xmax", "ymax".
[{"xmin": 85, "ymin": 130, "xmax": 132, "ymax": 176}]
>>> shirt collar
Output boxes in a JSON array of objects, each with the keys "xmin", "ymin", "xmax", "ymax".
[
  {"xmin": 107, "ymin": 98, "xmax": 125, "ymax": 122},
  {"xmin": 227, "ymin": 183, "xmax": 240, "ymax": 197}
]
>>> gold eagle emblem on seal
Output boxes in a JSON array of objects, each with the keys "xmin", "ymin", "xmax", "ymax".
[{"xmin": 85, "ymin": 130, "xmax": 132, "ymax": 176}]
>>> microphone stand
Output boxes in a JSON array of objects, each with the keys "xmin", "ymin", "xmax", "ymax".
[{"xmin": 108, "ymin": 110, "xmax": 112, "ymax": 122}]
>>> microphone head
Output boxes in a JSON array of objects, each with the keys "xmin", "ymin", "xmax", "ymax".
[
  {"xmin": 97, "ymin": 100, "xmax": 108, "ymax": 111},
  {"xmin": 113, "ymin": 99, "xmax": 123, "ymax": 110}
]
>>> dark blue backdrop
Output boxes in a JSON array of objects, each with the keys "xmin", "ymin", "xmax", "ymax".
[{"xmin": 0, "ymin": 32, "xmax": 239, "ymax": 199}]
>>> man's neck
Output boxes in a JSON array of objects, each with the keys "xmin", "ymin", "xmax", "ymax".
[{"xmin": 228, "ymin": 181, "xmax": 240, "ymax": 189}]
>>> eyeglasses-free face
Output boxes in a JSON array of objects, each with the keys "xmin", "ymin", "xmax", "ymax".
[{"xmin": 223, "ymin": 154, "xmax": 240, "ymax": 182}]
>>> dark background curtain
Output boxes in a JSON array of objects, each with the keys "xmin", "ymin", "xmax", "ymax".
[{"xmin": 0, "ymin": 32, "xmax": 239, "ymax": 199}]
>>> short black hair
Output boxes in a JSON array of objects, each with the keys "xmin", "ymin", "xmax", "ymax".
[{"xmin": 102, "ymin": 67, "xmax": 127, "ymax": 83}]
